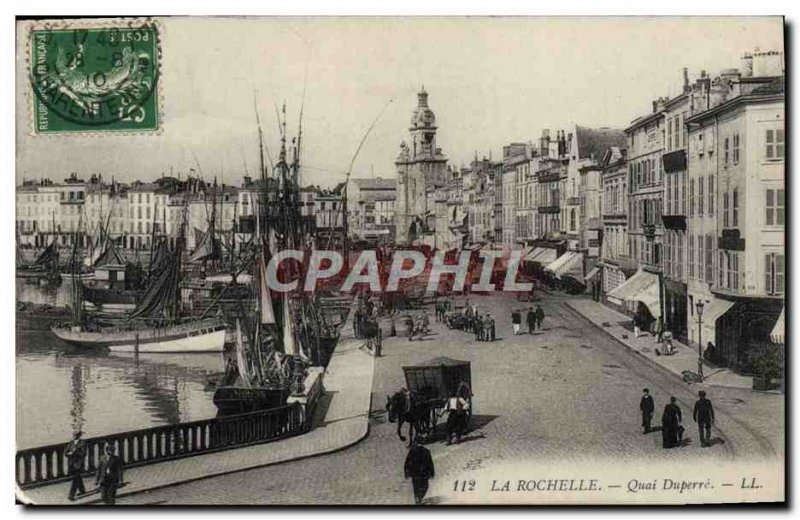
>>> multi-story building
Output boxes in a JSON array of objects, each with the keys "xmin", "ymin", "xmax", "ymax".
[
  {"xmin": 346, "ymin": 177, "xmax": 396, "ymax": 241},
  {"xmin": 500, "ymin": 143, "xmax": 531, "ymax": 244},
  {"xmin": 516, "ymin": 153, "xmax": 538, "ymax": 243},
  {"xmin": 685, "ymin": 74, "xmax": 784, "ymax": 373},
  {"xmin": 461, "ymin": 156, "xmax": 498, "ymax": 244},
  {"xmin": 598, "ymin": 146, "xmax": 632, "ymax": 300},
  {"xmin": 395, "ymin": 88, "xmax": 449, "ymax": 246},
  {"xmin": 611, "ymin": 102, "xmax": 668, "ymax": 328}
]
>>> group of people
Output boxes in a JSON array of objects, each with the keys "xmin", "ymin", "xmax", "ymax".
[
  {"xmin": 65, "ymin": 430, "xmax": 125, "ymax": 505},
  {"xmin": 639, "ymin": 388, "xmax": 716, "ymax": 449},
  {"xmin": 457, "ymin": 301, "xmax": 496, "ymax": 342},
  {"xmin": 433, "ymin": 298, "xmax": 453, "ymax": 322},
  {"xmin": 404, "ymin": 312, "xmax": 431, "ymax": 341},
  {"xmin": 511, "ymin": 305, "xmax": 545, "ymax": 335}
]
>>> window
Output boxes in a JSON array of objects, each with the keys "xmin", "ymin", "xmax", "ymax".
[
  {"xmin": 665, "ymin": 232, "xmax": 672, "ymax": 277},
  {"xmin": 765, "ymin": 129, "xmax": 784, "ymax": 160},
  {"xmin": 688, "ymin": 233, "xmax": 694, "ymax": 278},
  {"xmin": 732, "ymin": 189, "xmax": 739, "ymax": 227},
  {"xmin": 733, "ymin": 134, "xmax": 740, "ymax": 163},
  {"xmin": 718, "ymin": 251, "xmax": 725, "ymax": 287},
  {"xmin": 705, "ymin": 234, "xmax": 714, "ymax": 284},
  {"xmin": 681, "ymin": 175, "xmax": 686, "ymax": 214},
  {"xmin": 676, "ymin": 233, "xmax": 684, "ymax": 280},
  {"xmin": 724, "ymin": 137, "xmax": 729, "ymax": 166},
  {"xmin": 690, "ymin": 179, "xmax": 695, "ymax": 217},
  {"xmin": 766, "ymin": 189, "xmax": 785, "ymax": 226},
  {"xmin": 708, "ymin": 175, "xmax": 714, "ymax": 215},
  {"xmin": 765, "ymin": 253, "xmax": 785, "ymax": 295},
  {"xmin": 723, "ymin": 192, "xmax": 730, "ymax": 228},
  {"xmin": 697, "ymin": 234, "xmax": 704, "ymax": 281},
  {"xmin": 668, "ymin": 119, "xmax": 673, "ymax": 150},
  {"xmin": 698, "ymin": 177, "xmax": 704, "ymax": 215}
]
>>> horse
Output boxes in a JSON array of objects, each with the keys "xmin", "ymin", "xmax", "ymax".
[{"xmin": 386, "ymin": 390, "xmax": 434, "ymax": 446}]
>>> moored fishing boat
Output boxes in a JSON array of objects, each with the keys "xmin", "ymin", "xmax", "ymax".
[{"xmin": 51, "ymin": 318, "xmax": 227, "ymax": 352}]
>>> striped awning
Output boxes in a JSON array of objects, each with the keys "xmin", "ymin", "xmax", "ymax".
[
  {"xmin": 770, "ymin": 307, "xmax": 785, "ymax": 345},
  {"xmin": 607, "ymin": 268, "xmax": 661, "ymax": 319},
  {"xmin": 698, "ymin": 298, "xmax": 735, "ymax": 348},
  {"xmin": 545, "ymin": 251, "xmax": 583, "ymax": 281},
  {"xmin": 525, "ymin": 247, "xmax": 558, "ymax": 265}
]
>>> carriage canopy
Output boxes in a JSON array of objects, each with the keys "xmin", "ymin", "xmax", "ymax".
[{"xmin": 402, "ymin": 357, "xmax": 472, "ymax": 402}]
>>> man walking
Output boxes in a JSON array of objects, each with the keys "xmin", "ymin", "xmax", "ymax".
[
  {"xmin": 511, "ymin": 309, "xmax": 521, "ymax": 335},
  {"xmin": 535, "ymin": 304, "xmax": 545, "ymax": 331},
  {"xmin": 639, "ymin": 388, "xmax": 654, "ymax": 434},
  {"xmin": 526, "ymin": 307, "xmax": 536, "ymax": 334},
  {"xmin": 487, "ymin": 313, "xmax": 496, "ymax": 341},
  {"xmin": 65, "ymin": 429, "xmax": 87, "ymax": 501},
  {"xmin": 693, "ymin": 390, "xmax": 715, "ymax": 447},
  {"xmin": 404, "ymin": 439, "xmax": 435, "ymax": 505},
  {"xmin": 96, "ymin": 443, "xmax": 124, "ymax": 505}
]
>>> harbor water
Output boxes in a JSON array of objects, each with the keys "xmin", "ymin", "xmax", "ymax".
[{"xmin": 16, "ymin": 279, "xmax": 221, "ymax": 450}]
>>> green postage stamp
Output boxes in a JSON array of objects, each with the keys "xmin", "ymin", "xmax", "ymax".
[{"xmin": 27, "ymin": 19, "xmax": 161, "ymax": 134}]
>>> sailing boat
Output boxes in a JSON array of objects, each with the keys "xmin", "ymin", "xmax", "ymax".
[
  {"xmin": 212, "ymin": 102, "xmax": 326, "ymax": 415},
  {"xmin": 51, "ymin": 199, "xmax": 227, "ymax": 353}
]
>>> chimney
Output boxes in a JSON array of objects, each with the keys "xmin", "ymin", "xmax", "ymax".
[
  {"xmin": 652, "ymin": 100, "xmax": 658, "ymax": 113},
  {"xmin": 683, "ymin": 67, "xmax": 690, "ymax": 93}
]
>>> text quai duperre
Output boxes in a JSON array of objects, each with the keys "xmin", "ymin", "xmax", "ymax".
[{"xmin": 450, "ymin": 477, "xmax": 763, "ymax": 494}]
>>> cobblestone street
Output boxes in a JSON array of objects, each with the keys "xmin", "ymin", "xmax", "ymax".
[{"xmin": 120, "ymin": 293, "xmax": 784, "ymax": 505}]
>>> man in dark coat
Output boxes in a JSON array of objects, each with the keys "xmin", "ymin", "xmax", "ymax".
[
  {"xmin": 511, "ymin": 309, "xmax": 521, "ymax": 335},
  {"xmin": 96, "ymin": 443, "xmax": 124, "ymax": 505},
  {"xmin": 65, "ymin": 430, "xmax": 87, "ymax": 501},
  {"xmin": 661, "ymin": 396, "xmax": 683, "ymax": 449},
  {"xmin": 639, "ymin": 388, "xmax": 654, "ymax": 434},
  {"xmin": 404, "ymin": 439, "xmax": 435, "ymax": 505},
  {"xmin": 487, "ymin": 313, "xmax": 496, "ymax": 341},
  {"xmin": 535, "ymin": 305, "xmax": 545, "ymax": 330},
  {"xmin": 526, "ymin": 307, "xmax": 536, "ymax": 334},
  {"xmin": 693, "ymin": 390, "xmax": 715, "ymax": 447}
]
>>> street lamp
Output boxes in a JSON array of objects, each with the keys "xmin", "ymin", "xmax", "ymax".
[{"xmin": 695, "ymin": 300, "xmax": 705, "ymax": 381}]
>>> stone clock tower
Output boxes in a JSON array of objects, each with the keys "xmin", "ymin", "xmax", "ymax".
[{"xmin": 395, "ymin": 88, "xmax": 448, "ymax": 245}]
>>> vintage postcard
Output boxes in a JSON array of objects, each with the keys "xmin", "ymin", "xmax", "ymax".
[{"xmin": 14, "ymin": 16, "xmax": 785, "ymax": 506}]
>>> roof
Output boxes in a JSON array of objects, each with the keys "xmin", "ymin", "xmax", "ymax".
[
  {"xmin": 407, "ymin": 357, "xmax": 470, "ymax": 368},
  {"xmin": 751, "ymin": 78, "xmax": 785, "ymax": 96},
  {"xmin": 351, "ymin": 177, "xmax": 396, "ymax": 190},
  {"xmin": 575, "ymin": 127, "xmax": 627, "ymax": 160}
]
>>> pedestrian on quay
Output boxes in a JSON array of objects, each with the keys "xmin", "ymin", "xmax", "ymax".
[
  {"xmin": 639, "ymin": 388, "xmax": 654, "ymax": 434},
  {"xmin": 661, "ymin": 396, "xmax": 683, "ymax": 449},
  {"xmin": 405, "ymin": 314, "xmax": 414, "ymax": 341},
  {"xmin": 65, "ymin": 429, "xmax": 87, "ymax": 501},
  {"xmin": 511, "ymin": 309, "xmax": 521, "ymax": 335},
  {"xmin": 96, "ymin": 443, "xmax": 124, "ymax": 505},
  {"xmin": 422, "ymin": 312, "xmax": 431, "ymax": 334},
  {"xmin": 655, "ymin": 316, "xmax": 664, "ymax": 343},
  {"xmin": 404, "ymin": 439, "xmax": 435, "ymax": 505},
  {"xmin": 633, "ymin": 312, "xmax": 642, "ymax": 339},
  {"xmin": 693, "ymin": 390, "xmax": 715, "ymax": 447},
  {"xmin": 444, "ymin": 390, "xmax": 469, "ymax": 445},
  {"xmin": 474, "ymin": 315, "xmax": 483, "ymax": 341},
  {"xmin": 389, "ymin": 312, "xmax": 397, "ymax": 337},
  {"xmin": 535, "ymin": 304, "xmax": 545, "ymax": 331},
  {"xmin": 526, "ymin": 307, "xmax": 536, "ymax": 334},
  {"xmin": 487, "ymin": 313, "xmax": 496, "ymax": 341}
]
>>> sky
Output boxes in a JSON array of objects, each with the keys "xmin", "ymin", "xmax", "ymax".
[{"xmin": 15, "ymin": 16, "xmax": 784, "ymax": 188}]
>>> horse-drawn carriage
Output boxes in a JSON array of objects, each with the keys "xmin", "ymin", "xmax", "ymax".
[{"xmin": 403, "ymin": 357, "xmax": 473, "ymax": 424}]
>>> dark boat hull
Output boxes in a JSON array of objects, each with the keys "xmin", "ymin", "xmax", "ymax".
[
  {"xmin": 83, "ymin": 286, "xmax": 142, "ymax": 305},
  {"xmin": 213, "ymin": 385, "xmax": 290, "ymax": 416}
]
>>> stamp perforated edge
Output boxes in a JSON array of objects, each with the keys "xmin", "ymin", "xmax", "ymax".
[{"xmin": 23, "ymin": 17, "xmax": 164, "ymax": 137}]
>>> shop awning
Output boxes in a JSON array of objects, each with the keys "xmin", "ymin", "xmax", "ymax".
[
  {"xmin": 607, "ymin": 269, "xmax": 661, "ymax": 319},
  {"xmin": 585, "ymin": 266, "xmax": 601, "ymax": 282},
  {"xmin": 545, "ymin": 251, "xmax": 583, "ymax": 281},
  {"xmin": 525, "ymin": 247, "xmax": 558, "ymax": 265},
  {"xmin": 770, "ymin": 307, "xmax": 785, "ymax": 345},
  {"xmin": 698, "ymin": 298, "xmax": 735, "ymax": 348}
]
